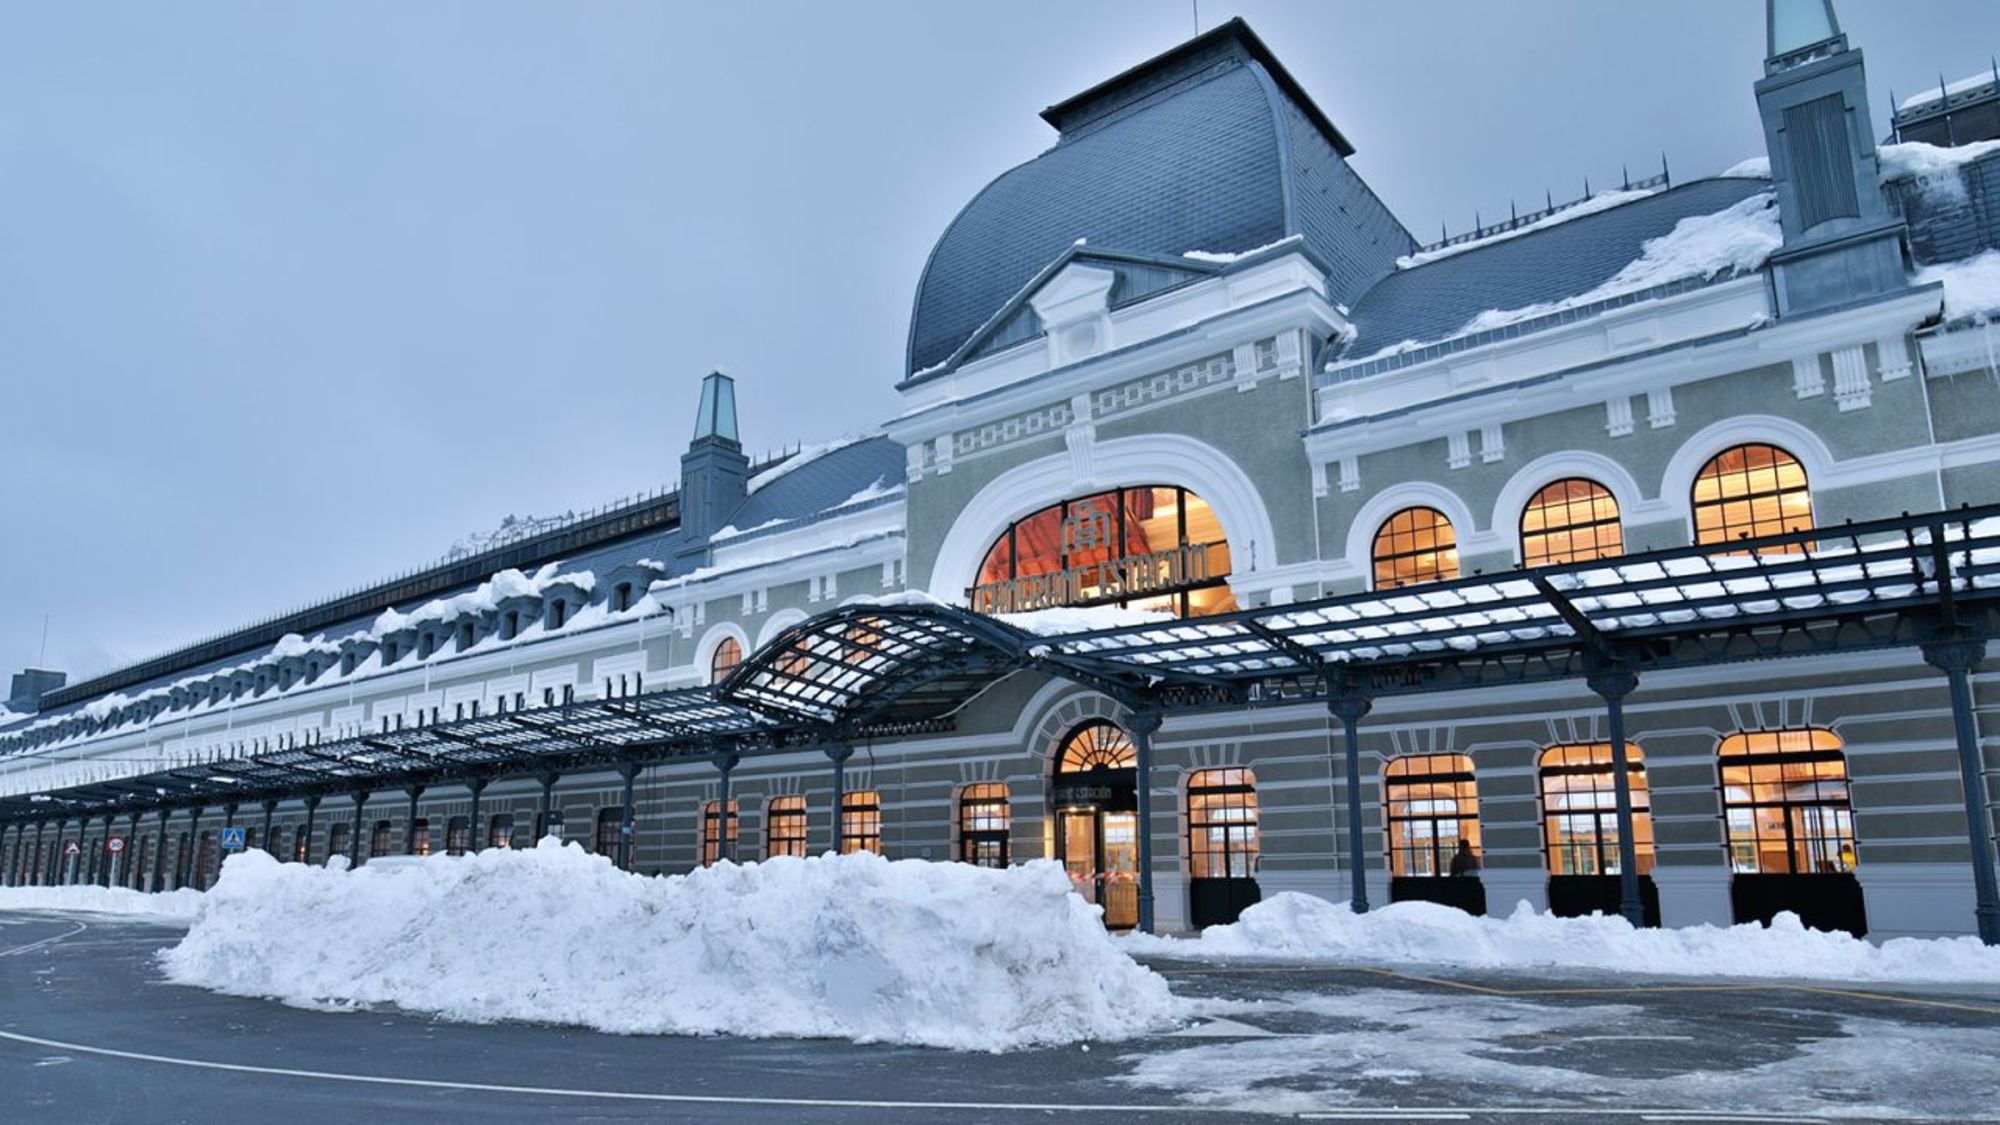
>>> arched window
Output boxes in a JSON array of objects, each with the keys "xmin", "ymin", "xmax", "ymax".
[
  {"xmin": 710, "ymin": 637, "xmax": 743, "ymax": 685},
  {"xmin": 1539, "ymin": 744, "xmax": 1653, "ymax": 875},
  {"xmin": 1521, "ymin": 479, "xmax": 1623, "ymax": 567},
  {"xmin": 1720, "ymin": 729, "xmax": 1855, "ymax": 875},
  {"xmin": 595, "ymin": 808, "xmax": 626, "ymax": 868},
  {"xmin": 766, "ymin": 795, "xmax": 808, "ymax": 859},
  {"xmin": 971, "ymin": 486, "xmax": 1236, "ymax": 618},
  {"xmin": 445, "ymin": 816, "xmax": 471, "ymax": 857},
  {"xmin": 487, "ymin": 814, "xmax": 514, "ymax": 851},
  {"xmin": 292, "ymin": 826, "xmax": 311, "ymax": 865},
  {"xmin": 1058, "ymin": 721, "xmax": 1136, "ymax": 771},
  {"xmin": 1187, "ymin": 768, "xmax": 1259, "ymax": 880},
  {"xmin": 1692, "ymin": 443, "xmax": 1813, "ymax": 551},
  {"xmin": 411, "ymin": 818, "xmax": 432, "ymax": 857},
  {"xmin": 1384, "ymin": 754, "xmax": 1481, "ymax": 876},
  {"xmin": 1372, "ymin": 507, "xmax": 1459, "ymax": 590},
  {"xmin": 701, "ymin": 799, "xmax": 739, "ymax": 866},
  {"xmin": 326, "ymin": 822, "xmax": 350, "ymax": 864},
  {"xmin": 369, "ymin": 820, "xmax": 394, "ymax": 857},
  {"xmin": 957, "ymin": 783, "xmax": 1010, "ymax": 867},
  {"xmin": 839, "ymin": 791, "xmax": 881, "ymax": 855},
  {"xmin": 534, "ymin": 809, "xmax": 564, "ymax": 843}
]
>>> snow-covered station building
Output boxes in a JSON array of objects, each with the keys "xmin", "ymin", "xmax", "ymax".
[{"xmin": 7, "ymin": 1, "xmax": 2000, "ymax": 943}]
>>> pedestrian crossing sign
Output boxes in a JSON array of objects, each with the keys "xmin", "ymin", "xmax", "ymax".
[{"xmin": 221, "ymin": 827, "xmax": 247, "ymax": 851}]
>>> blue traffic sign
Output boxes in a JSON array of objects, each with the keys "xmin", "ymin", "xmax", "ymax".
[{"xmin": 220, "ymin": 827, "xmax": 247, "ymax": 851}]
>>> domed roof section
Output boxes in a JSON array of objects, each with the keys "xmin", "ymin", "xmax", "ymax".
[{"xmin": 903, "ymin": 19, "xmax": 1414, "ymax": 382}]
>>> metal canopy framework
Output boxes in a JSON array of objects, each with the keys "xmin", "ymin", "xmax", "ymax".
[{"xmin": 5, "ymin": 504, "xmax": 1999, "ymax": 938}]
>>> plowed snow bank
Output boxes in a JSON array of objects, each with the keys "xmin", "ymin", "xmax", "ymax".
[
  {"xmin": 1126, "ymin": 892, "xmax": 2000, "ymax": 984},
  {"xmin": 0, "ymin": 884, "xmax": 202, "ymax": 919},
  {"xmin": 160, "ymin": 843, "xmax": 1178, "ymax": 1050}
]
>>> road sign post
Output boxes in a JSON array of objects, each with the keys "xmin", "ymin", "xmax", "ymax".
[
  {"xmin": 107, "ymin": 837, "xmax": 126, "ymax": 888},
  {"xmin": 221, "ymin": 827, "xmax": 246, "ymax": 852}
]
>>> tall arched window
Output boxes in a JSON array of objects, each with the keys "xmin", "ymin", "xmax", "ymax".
[
  {"xmin": 766, "ymin": 795, "xmax": 808, "ymax": 859},
  {"xmin": 1373, "ymin": 507, "xmax": 1459, "ymax": 589},
  {"xmin": 1187, "ymin": 768, "xmax": 1259, "ymax": 879},
  {"xmin": 1539, "ymin": 744, "xmax": 1653, "ymax": 875},
  {"xmin": 445, "ymin": 816, "xmax": 471, "ymax": 857},
  {"xmin": 1521, "ymin": 479, "xmax": 1623, "ymax": 567},
  {"xmin": 701, "ymin": 799, "xmax": 739, "ymax": 866},
  {"xmin": 369, "ymin": 820, "xmax": 393, "ymax": 858},
  {"xmin": 971, "ymin": 485, "xmax": 1236, "ymax": 618},
  {"xmin": 487, "ymin": 814, "xmax": 514, "ymax": 851},
  {"xmin": 1719, "ymin": 729, "xmax": 1854, "ymax": 875},
  {"xmin": 957, "ymin": 783, "xmax": 1010, "ymax": 867},
  {"xmin": 326, "ymin": 822, "xmax": 351, "ymax": 865},
  {"xmin": 1384, "ymin": 754, "xmax": 1481, "ymax": 876},
  {"xmin": 839, "ymin": 791, "xmax": 882, "ymax": 855},
  {"xmin": 1692, "ymin": 443, "xmax": 1813, "ymax": 550},
  {"xmin": 709, "ymin": 638, "xmax": 743, "ymax": 685}
]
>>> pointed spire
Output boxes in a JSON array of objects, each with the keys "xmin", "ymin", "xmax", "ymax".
[{"xmin": 692, "ymin": 370, "xmax": 739, "ymax": 446}]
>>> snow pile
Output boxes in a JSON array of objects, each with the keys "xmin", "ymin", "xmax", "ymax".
[
  {"xmin": 1880, "ymin": 139, "xmax": 2000, "ymax": 206},
  {"xmin": 1458, "ymin": 192, "xmax": 1781, "ymax": 337},
  {"xmin": 160, "ymin": 844, "xmax": 1179, "ymax": 1050},
  {"xmin": 0, "ymin": 883, "xmax": 203, "ymax": 920},
  {"xmin": 1133, "ymin": 893, "xmax": 2000, "ymax": 985},
  {"xmin": 1396, "ymin": 189, "xmax": 1656, "ymax": 269},
  {"xmin": 1915, "ymin": 249, "xmax": 2000, "ymax": 324}
]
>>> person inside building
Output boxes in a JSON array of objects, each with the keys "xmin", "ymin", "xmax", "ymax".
[{"xmin": 1449, "ymin": 839, "xmax": 1481, "ymax": 878}]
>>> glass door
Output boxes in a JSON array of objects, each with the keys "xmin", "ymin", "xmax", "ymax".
[
  {"xmin": 1100, "ymin": 812, "xmax": 1139, "ymax": 930},
  {"xmin": 1060, "ymin": 809, "xmax": 1098, "ymax": 905}
]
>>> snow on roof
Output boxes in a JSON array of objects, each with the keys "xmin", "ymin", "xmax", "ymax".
[
  {"xmin": 1395, "ymin": 190, "xmax": 1656, "ymax": 270},
  {"xmin": 1450, "ymin": 192, "xmax": 1779, "ymax": 340},
  {"xmin": 1914, "ymin": 249, "xmax": 2000, "ymax": 324},
  {"xmin": 746, "ymin": 436, "xmax": 868, "ymax": 495},
  {"xmin": 1181, "ymin": 234, "xmax": 1304, "ymax": 265},
  {"xmin": 998, "ymin": 605, "xmax": 1176, "ymax": 637},
  {"xmin": 1719, "ymin": 155, "xmax": 1770, "ymax": 179},
  {"xmin": 1899, "ymin": 71, "xmax": 1998, "ymax": 112}
]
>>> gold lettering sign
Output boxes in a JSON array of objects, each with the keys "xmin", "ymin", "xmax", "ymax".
[{"xmin": 969, "ymin": 540, "xmax": 1219, "ymax": 615}]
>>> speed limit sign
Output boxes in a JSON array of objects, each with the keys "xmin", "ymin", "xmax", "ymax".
[{"xmin": 107, "ymin": 837, "xmax": 126, "ymax": 854}]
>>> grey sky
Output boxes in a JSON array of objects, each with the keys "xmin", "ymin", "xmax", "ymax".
[{"xmin": 2, "ymin": 1, "xmax": 1992, "ymax": 684}]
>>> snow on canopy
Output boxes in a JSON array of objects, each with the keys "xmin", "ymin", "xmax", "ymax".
[
  {"xmin": 1914, "ymin": 249, "xmax": 2000, "ymax": 324},
  {"xmin": 161, "ymin": 845, "xmax": 1180, "ymax": 1051}
]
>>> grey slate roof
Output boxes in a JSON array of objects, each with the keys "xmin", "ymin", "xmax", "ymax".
[
  {"xmin": 1334, "ymin": 178, "xmax": 1774, "ymax": 366},
  {"xmin": 721, "ymin": 435, "xmax": 905, "ymax": 537},
  {"xmin": 903, "ymin": 24, "xmax": 1412, "ymax": 383}
]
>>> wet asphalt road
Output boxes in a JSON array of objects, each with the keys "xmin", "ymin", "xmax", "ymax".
[{"xmin": 3, "ymin": 911, "xmax": 1998, "ymax": 1124}]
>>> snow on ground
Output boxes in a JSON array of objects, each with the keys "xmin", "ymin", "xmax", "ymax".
[
  {"xmin": 160, "ymin": 844, "xmax": 1179, "ymax": 1050},
  {"xmin": 1915, "ymin": 248, "xmax": 2000, "ymax": 324},
  {"xmin": 0, "ymin": 883, "xmax": 202, "ymax": 919},
  {"xmin": 1395, "ymin": 189, "xmax": 1656, "ymax": 269},
  {"xmin": 1126, "ymin": 893, "xmax": 2000, "ymax": 985}
]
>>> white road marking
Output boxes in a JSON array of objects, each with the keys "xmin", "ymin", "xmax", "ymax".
[{"xmin": 0, "ymin": 921, "xmax": 86, "ymax": 958}]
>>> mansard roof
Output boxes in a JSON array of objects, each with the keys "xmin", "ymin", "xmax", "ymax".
[
  {"xmin": 1331, "ymin": 177, "xmax": 1774, "ymax": 372},
  {"xmin": 903, "ymin": 19, "xmax": 1412, "ymax": 384}
]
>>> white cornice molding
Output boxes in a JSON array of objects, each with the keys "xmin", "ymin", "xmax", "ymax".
[{"xmin": 887, "ymin": 253, "xmax": 1346, "ymax": 444}]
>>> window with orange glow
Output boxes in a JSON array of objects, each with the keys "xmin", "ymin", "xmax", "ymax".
[
  {"xmin": 700, "ymin": 799, "xmax": 739, "ymax": 866},
  {"xmin": 1372, "ymin": 507, "xmax": 1459, "ymax": 589},
  {"xmin": 1692, "ymin": 444, "xmax": 1813, "ymax": 551},
  {"xmin": 957, "ymin": 783, "xmax": 1010, "ymax": 867},
  {"xmin": 1384, "ymin": 754, "xmax": 1480, "ymax": 876},
  {"xmin": 971, "ymin": 485, "xmax": 1235, "ymax": 618},
  {"xmin": 1538, "ymin": 743, "xmax": 1653, "ymax": 875},
  {"xmin": 766, "ymin": 795, "xmax": 808, "ymax": 859},
  {"xmin": 1719, "ymin": 728, "xmax": 1855, "ymax": 875},
  {"xmin": 709, "ymin": 637, "xmax": 742, "ymax": 685},
  {"xmin": 1058, "ymin": 721, "xmax": 1136, "ymax": 772},
  {"xmin": 839, "ymin": 791, "xmax": 881, "ymax": 855},
  {"xmin": 1187, "ymin": 767, "xmax": 1259, "ymax": 879},
  {"xmin": 1521, "ymin": 479, "xmax": 1623, "ymax": 566}
]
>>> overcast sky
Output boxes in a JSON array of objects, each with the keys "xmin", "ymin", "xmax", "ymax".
[{"xmin": 2, "ymin": 0, "xmax": 1992, "ymax": 685}]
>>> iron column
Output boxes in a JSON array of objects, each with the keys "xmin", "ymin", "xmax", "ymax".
[
  {"xmin": 616, "ymin": 762, "xmax": 639, "ymax": 871},
  {"xmin": 537, "ymin": 773, "xmax": 559, "ymax": 843},
  {"xmin": 467, "ymin": 779, "xmax": 486, "ymax": 854},
  {"xmin": 715, "ymin": 751, "xmax": 739, "ymax": 863},
  {"xmin": 1924, "ymin": 639, "xmax": 2000, "ymax": 945},
  {"xmin": 825, "ymin": 742, "xmax": 852, "ymax": 854},
  {"xmin": 182, "ymin": 807, "xmax": 203, "ymax": 888},
  {"xmin": 350, "ymin": 791, "xmax": 367, "ymax": 866},
  {"xmin": 1329, "ymin": 687, "xmax": 1375, "ymax": 913},
  {"xmin": 1128, "ymin": 708, "xmax": 1163, "ymax": 935},
  {"xmin": 261, "ymin": 799, "xmax": 277, "ymax": 856},
  {"xmin": 299, "ymin": 795, "xmax": 320, "ymax": 867},
  {"xmin": 151, "ymin": 809, "xmax": 170, "ymax": 892},
  {"xmin": 404, "ymin": 785, "xmax": 425, "ymax": 855},
  {"xmin": 1586, "ymin": 667, "xmax": 1645, "ymax": 927}
]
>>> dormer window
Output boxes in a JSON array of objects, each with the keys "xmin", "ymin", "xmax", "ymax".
[
  {"xmin": 548, "ymin": 600, "xmax": 567, "ymax": 630},
  {"xmin": 418, "ymin": 633, "xmax": 435, "ymax": 660},
  {"xmin": 382, "ymin": 641, "xmax": 400, "ymax": 665},
  {"xmin": 501, "ymin": 611, "xmax": 520, "ymax": 641},
  {"xmin": 613, "ymin": 583, "xmax": 634, "ymax": 613},
  {"xmin": 458, "ymin": 622, "xmax": 476, "ymax": 650},
  {"xmin": 341, "ymin": 652, "xmax": 357, "ymax": 676}
]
